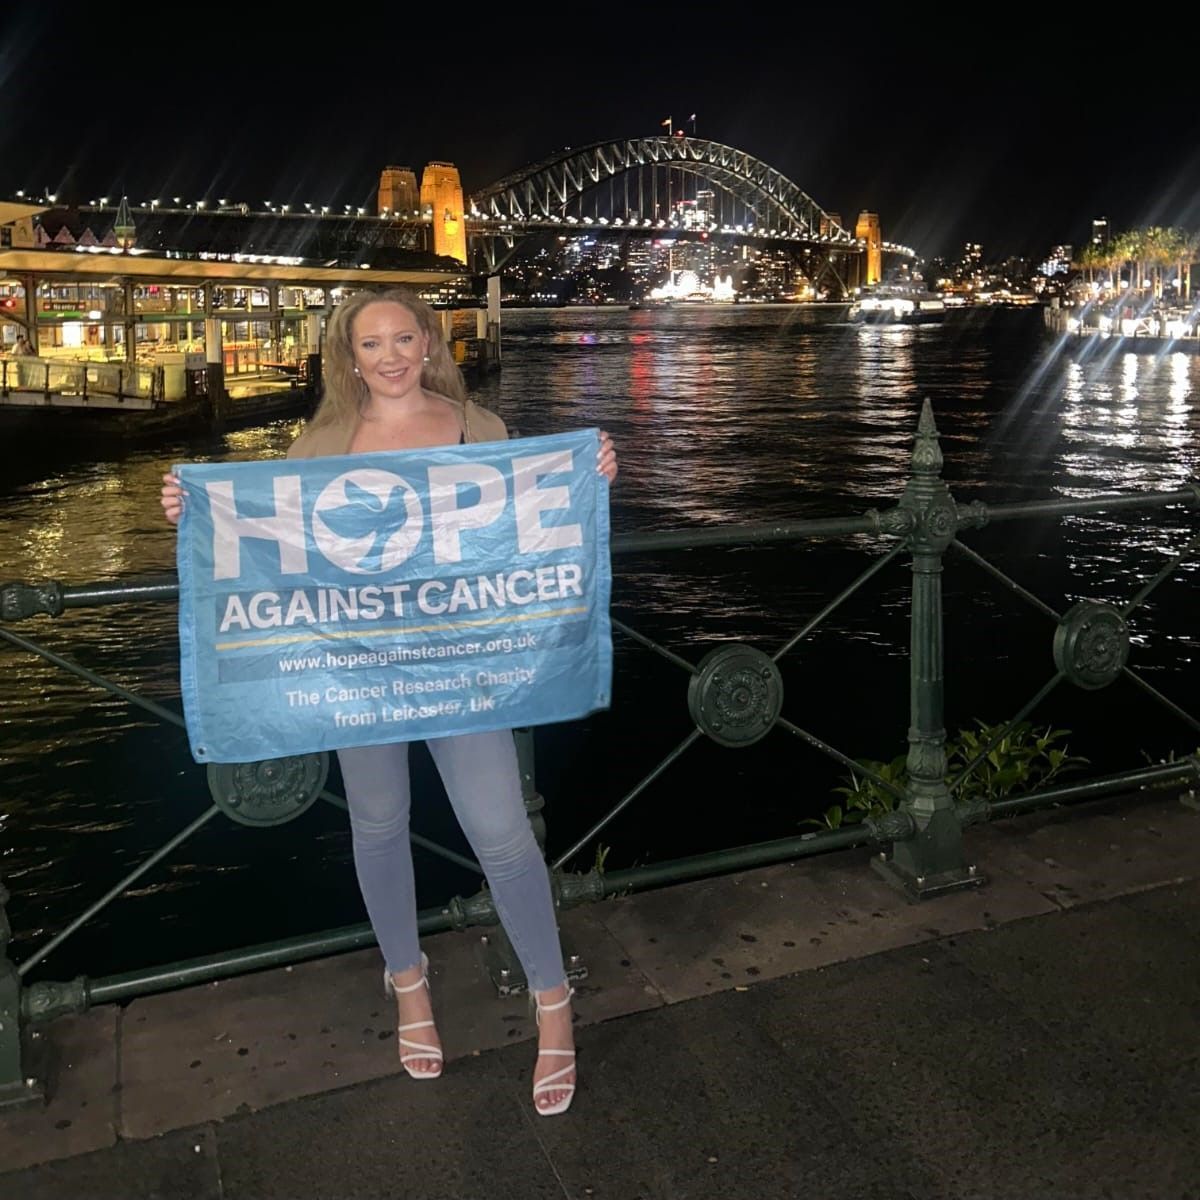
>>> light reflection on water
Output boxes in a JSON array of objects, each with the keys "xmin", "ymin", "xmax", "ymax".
[
  {"xmin": 1057, "ymin": 348, "xmax": 1198, "ymax": 605},
  {"xmin": 1, "ymin": 307, "xmax": 1197, "ymax": 977}
]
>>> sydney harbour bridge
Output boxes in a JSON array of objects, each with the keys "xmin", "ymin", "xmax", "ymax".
[
  {"xmin": 381, "ymin": 136, "xmax": 913, "ymax": 298},
  {"xmin": 7, "ymin": 136, "xmax": 912, "ymax": 305}
]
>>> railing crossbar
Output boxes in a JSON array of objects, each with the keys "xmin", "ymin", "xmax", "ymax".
[
  {"xmin": 982, "ymin": 488, "xmax": 1198, "ymax": 523},
  {"xmin": 26, "ymin": 756, "xmax": 1196, "ymax": 1013},
  {"xmin": 551, "ymin": 729, "xmax": 703, "ymax": 870},
  {"xmin": 979, "ymin": 757, "xmax": 1199, "ymax": 818},
  {"xmin": 2, "ymin": 488, "xmax": 1190, "ymax": 622},
  {"xmin": 773, "ymin": 543, "xmax": 905, "ymax": 663},
  {"xmin": 948, "ymin": 674, "xmax": 1066, "ymax": 795},
  {"xmin": 62, "ymin": 575, "xmax": 179, "ymax": 610},
  {"xmin": 0, "ymin": 625, "xmax": 185, "ymax": 729},
  {"xmin": 1121, "ymin": 667, "xmax": 1200, "ymax": 737},
  {"xmin": 949, "ymin": 539, "xmax": 1062, "ymax": 621},
  {"xmin": 611, "ymin": 618, "xmax": 699, "ymax": 675},
  {"xmin": 17, "ymin": 805, "xmax": 223, "ymax": 976},
  {"xmin": 775, "ymin": 716, "xmax": 907, "ymax": 802},
  {"xmin": 1121, "ymin": 530, "xmax": 1200, "ymax": 618},
  {"xmin": 611, "ymin": 515, "xmax": 883, "ymax": 554}
]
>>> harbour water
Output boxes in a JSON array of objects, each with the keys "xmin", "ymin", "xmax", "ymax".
[{"xmin": 1, "ymin": 304, "xmax": 1197, "ymax": 981}]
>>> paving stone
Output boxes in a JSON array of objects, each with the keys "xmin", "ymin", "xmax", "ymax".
[
  {"xmin": 595, "ymin": 847, "xmax": 1054, "ymax": 1005},
  {"xmin": 216, "ymin": 1052, "xmax": 562, "ymax": 1200},
  {"xmin": 975, "ymin": 795, "xmax": 1200, "ymax": 907},
  {"xmin": 945, "ymin": 898, "xmax": 1200, "ymax": 1085},
  {"xmin": 8, "ymin": 1123, "xmax": 220, "ymax": 1200},
  {"xmin": 118, "ymin": 946, "xmax": 405, "ymax": 1138},
  {"xmin": 1120, "ymin": 876, "xmax": 1200, "ymax": 940},
  {"xmin": 412, "ymin": 909, "xmax": 665, "ymax": 1068},
  {"xmin": 528, "ymin": 992, "xmax": 942, "ymax": 1200},
  {"xmin": 747, "ymin": 941, "xmax": 1200, "ymax": 1199},
  {"xmin": 557, "ymin": 901, "xmax": 668, "ymax": 1023}
]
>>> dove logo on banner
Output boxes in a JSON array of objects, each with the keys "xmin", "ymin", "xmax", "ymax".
[
  {"xmin": 175, "ymin": 429, "xmax": 611, "ymax": 764},
  {"xmin": 311, "ymin": 470, "xmax": 426, "ymax": 574}
]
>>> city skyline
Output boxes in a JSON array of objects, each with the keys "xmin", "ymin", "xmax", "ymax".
[{"xmin": 3, "ymin": 10, "xmax": 1199, "ymax": 262}]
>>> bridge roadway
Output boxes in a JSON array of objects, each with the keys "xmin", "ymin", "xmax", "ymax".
[{"xmin": 2, "ymin": 787, "xmax": 1197, "ymax": 1198}]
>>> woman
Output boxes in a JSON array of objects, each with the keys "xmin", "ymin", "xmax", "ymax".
[{"xmin": 162, "ymin": 287, "xmax": 617, "ymax": 1116}]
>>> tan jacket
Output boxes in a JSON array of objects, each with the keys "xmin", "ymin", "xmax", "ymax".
[{"xmin": 286, "ymin": 396, "xmax": 508, "ymax": 460}]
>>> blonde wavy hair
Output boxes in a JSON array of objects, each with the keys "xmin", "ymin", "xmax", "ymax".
[{"xmin": 308, "ymin": 287, "xmax": 466, "ymax": 433}]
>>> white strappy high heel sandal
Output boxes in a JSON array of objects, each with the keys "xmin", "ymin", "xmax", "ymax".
[
  {"xmin": 532, "ymin": 985, "xmax": 576, "ymax": 1116},
  {"xmin": 384, "ymin": 952, "xmax": 443, "ymax": 1080}
]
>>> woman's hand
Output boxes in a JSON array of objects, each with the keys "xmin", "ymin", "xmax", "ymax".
[
  {"xmin": 161, "ymin": 473, "xmax": 186, "ymax": 525},
  {"xmin": 597, "ymin": 430, "xmax": 618, "ymax": 483}
]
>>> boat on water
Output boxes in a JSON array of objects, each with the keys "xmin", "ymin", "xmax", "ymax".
[{"xmin": 848, "ymin": 282, "xmax": 947, "ymax": 325}]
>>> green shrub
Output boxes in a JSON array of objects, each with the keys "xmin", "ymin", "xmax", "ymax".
[{"xmin": 808, "ymin": 720, "xmax": 1087, "ymax": 830}]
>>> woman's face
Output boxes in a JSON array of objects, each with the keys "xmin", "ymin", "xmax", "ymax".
[{"xmin": 350, "ymin": 300, "xmax": 430, "ymax": 402}]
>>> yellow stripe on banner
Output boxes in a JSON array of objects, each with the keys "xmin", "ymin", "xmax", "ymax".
[{"xmin": 214, "ymin": 605, "xmax": 590, "ymax": 652}]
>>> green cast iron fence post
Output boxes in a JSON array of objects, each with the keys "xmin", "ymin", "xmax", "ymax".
[
  {"xmin": 873, "ymin": 400, "xmax": 983, "ymax": 899},
  {"xmin": 0, "ymin": 876, "xmax": 40, "ymax": 1108}
]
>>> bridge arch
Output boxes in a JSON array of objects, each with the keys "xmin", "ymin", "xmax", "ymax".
[{"xmin": 468, "ymin": 136, "xmax": 857, "ymax": 246}]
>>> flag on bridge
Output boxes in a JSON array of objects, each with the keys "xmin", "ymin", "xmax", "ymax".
[
  {"xmin": 174, "ymin": 430, "xmax": 613, "ymax": 763},
  {"xmin": 661, "ymin": 116, "xmax": 672, "ymax": 128}
]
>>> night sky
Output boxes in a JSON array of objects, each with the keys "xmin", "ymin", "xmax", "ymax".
[{"xmin": 4, "ymin": 7, "xmax": 1200, "ymax": 263}]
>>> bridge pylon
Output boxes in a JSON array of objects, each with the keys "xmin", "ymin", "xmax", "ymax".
[
  {"xmin": 420, "ymin": 163, "xmax": 467, "ymax": 264},
  {"xmin": 855, "ymin": 211, "xmax": 882, "ymax": 285}
]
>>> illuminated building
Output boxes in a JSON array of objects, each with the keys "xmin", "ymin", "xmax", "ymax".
[
  {"xmin": 1038, "ymin": 245, "xmax": 1072, "ymax": 277},
  {"xmin": 625, "ymin": 238, "xmax": 658, "ymax": 274},
  {"xmin": 752, "ymin": 249, "xmax": 793, "ymax": 298},
  {"xmin": 648, "ymin": 269, "xmax": 734, "ymax": 301},
  {"xmin": 673, "ymin": 192, "xmax": 716, "ymax": 230},
  {"xmin": 1091, "ymin": 218, "xmax": 1109, "ymax": 249}
]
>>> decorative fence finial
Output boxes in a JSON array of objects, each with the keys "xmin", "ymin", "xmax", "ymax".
[{"xmin": 912, "ymin": 398, "xmax": 943, "ymax": 478}]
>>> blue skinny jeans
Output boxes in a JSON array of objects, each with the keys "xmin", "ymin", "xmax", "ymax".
[{"xmin": 336, "ymin": 729, "xmax": 566, "ymax": 992}]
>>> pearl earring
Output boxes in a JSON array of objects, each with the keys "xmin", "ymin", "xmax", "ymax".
[
  {"xmin": 353, "ymin": 366, "xmax": 360, "ymax": 374},
  {"xmin": 422, "ymin": 354, "xmax": 430, "ymax": 364}
]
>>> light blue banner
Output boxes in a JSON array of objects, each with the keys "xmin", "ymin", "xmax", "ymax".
[{"xmin": 176, "ymin": 429, "xmax": 611, "ymax": 763}]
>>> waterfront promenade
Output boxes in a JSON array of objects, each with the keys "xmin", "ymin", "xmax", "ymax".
[{"xmin": 1, "ymin": 785, "xmax": 1196, "ymax": 1199}]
